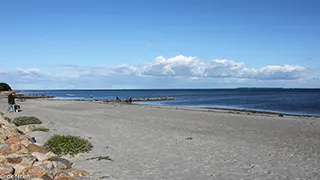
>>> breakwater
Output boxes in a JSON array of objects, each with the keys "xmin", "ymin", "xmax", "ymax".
[
  {"xmin": 103, "ymin": 97, "xmax": 174, "ymax": 103},
  {"xmin": 15, "ymin": 94, "xmax": 55, "ymax": 99}
]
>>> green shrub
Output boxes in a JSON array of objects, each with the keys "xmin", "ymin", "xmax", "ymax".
[
  {"xmin": 32, "ymin": 127, "xmax": 49, "ymax": 132},
  {"xmin": 44, "ymin": 134, "xmax": 93, "ymax": 156},
  {"xmin": 12, "ymin": 116, "xmax": 42, "ymax": 126},
  {"xmin": 0, "ymin": 82, "xmax": 12, "ymax": 91}
]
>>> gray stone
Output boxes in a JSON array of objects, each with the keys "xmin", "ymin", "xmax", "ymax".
[{"xmin": 48, "ymin": 156, "xmax": 72, "ymax": 169}]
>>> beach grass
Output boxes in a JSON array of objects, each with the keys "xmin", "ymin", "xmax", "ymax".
[
  {"xmin": 12, "ymin": 116, "xmax": 42, "ymax": 126},
  {"xmin": 44, "ymin": 134, "xmax": 93, "ymax": 156},
  {"xmin": 32, "ymin": 127, "xmax": 49, "ymax": 132}
]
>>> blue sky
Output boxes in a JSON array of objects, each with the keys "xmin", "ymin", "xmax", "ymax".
[{"xmin": 0, "ymin": 0, "xmax": 319, "ymax": 89}]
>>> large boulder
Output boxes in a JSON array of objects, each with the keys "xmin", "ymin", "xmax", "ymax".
[
  {"xmin": 0, "ymin": 143, "xmax": 11, "ymax": 156},
  {"xmin": 27, "ymin": 144, "xmax": 49, "ymax": 154},
  {"xmin": 0, "ymin": 154, "xmax": 37, "ymax": 174},
  {"xmin": 53, "ymin": 171, "xmax": 73, "ymax": 180},
  {"xmin": 10, "ymin": 143, "xmax": 29, "ymax": 154},
  {"xmin": 6, "ymin": 135, "xmax": 31, "ymax": 147},
  {"xmin": 64, "ymin": 168, "xmax": 89, "ymax": 177},
  {"xmin": 21, "ymin": 166, "xmax": 47, "ymax": 178},
  {"xmin": 32, "ymin": 161, "xmax": 58, "ymax": 178},
  {"xmin": 47, "ymin": 157, "xmax": 72, "ymax": 169},
  {"xmin": 0, "ymin": 164, "xmax": 14, "ymax": 175}
]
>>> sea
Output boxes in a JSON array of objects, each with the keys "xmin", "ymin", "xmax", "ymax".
[{"xmin": 19, "ymin": 88, "xmax": 320, "ymax": 117}]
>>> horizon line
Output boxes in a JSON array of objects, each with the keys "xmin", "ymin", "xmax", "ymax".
[{"xmin": 17, "ymin": 87, "xmax": 320, "ymax": 91}]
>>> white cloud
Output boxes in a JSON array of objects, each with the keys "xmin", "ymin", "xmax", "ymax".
[
  {"xmin": 92, "ymin": 64, "xmax": 139, "ymax": 76},
  {"xmin": 14, "ymin": 67, "xmax": 48, "ymax": 81},
  {"xmin": 16, "ymin": 67, "xmax": 41, "ymax": 75},
  {"xmin": 1, "ymin": 55, "xmax": 317, "ymax": 89},
  {"xmin": 142, "ymin": 55, "xmax": 307, "ymax": 80}
]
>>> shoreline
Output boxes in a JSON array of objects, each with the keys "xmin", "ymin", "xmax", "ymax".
[
  {"xmin": 41, "ymin": 98, "xmax": 320, "ymax": 118},
  {"xmin": 1, "ymin": 98, "xmax": 320, "ymax": 179},
  {"xmin": 135, "ymin": 104, "xmax": 320, "ymax": 118}
]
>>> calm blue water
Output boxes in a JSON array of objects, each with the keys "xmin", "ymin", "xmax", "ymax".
[{"xmin": 20, "ymin": 89, "xmax": 320, "ymax": 116}]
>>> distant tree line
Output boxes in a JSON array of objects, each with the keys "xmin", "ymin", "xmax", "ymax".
[{"xmin": 0, "ymin": 82, "xmax": 12, "ymax": 91}]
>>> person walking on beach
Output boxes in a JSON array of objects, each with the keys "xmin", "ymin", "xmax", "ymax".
[{"xmin": 7, "ymin": 91, "xmax": 16, "ymax": 112}]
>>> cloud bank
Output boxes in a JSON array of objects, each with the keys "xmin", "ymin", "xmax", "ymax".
[
  {"xmin": 0, "ymin": 55, "xmax": 315, "ymax": 89},
  {"xmin": 142, "ymin": 55, "xmax": 306, "ymax": 80}
]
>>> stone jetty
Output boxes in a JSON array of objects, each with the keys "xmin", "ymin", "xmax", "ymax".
[
  {"xmin": 103, "ymin": 97, "xmax": 174, "ymax": 103},
  {"xmin": 0, "ymin": 115, "xmax": 89, "ymax": 179},
  {"xmin": 15, "ymin": 94, "xmax": 55, "ymax": 99},
  {"xmin": 130, "ymin": 97, "xmax": 174, "ymax": 102}
]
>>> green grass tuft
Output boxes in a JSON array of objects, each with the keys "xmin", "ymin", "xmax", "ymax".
[
  {"xmin": 12, "ymin": 116, "xmax": 42, "ymax": 126},
  {"xmin": 32, "ymin": 127, "xmax": 49, "ymax": 132},
  {"xmin": 43, "ymin": 134, "xmax": 93, "ymax": 156}
]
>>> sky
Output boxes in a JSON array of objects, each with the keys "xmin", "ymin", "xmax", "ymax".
[{"xmin": 0, "ymin": 0, "xmax": 319, "ymax": 89}]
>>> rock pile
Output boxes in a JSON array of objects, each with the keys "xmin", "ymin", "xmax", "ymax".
[{"xmin": 0, "ymin": 116, "xmax": 89, "ymax": 180}]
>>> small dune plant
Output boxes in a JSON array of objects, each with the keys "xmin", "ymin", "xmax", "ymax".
[
  {"xmin": 32, "ymin": 127, "xmax": 49, "ymax": 132},
  {"xmin": 44, "ymin": 134, "xmax": 93, "ymax": 156},
  {"xmin": 12, "ymin": 116, "xmax": 42, "ymax": 126}
]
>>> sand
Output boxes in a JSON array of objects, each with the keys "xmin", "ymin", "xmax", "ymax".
[{"xmin": 1, "ymin": 98, "xmax": 320, "ymax": 180}]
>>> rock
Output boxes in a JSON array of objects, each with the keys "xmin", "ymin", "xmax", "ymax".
[
  {"xmin": 0, "ymin": 137, "xmax": 5, "ymax": 143},
  {"xmin": 27, "ymin": 144, "xmax": 49, "ymax": 154},
  {"xmin": 6, "ymin": 135, "xmax": 30, "ymax": 145},
  {"xmin": 0, "ymin": 123, "xmax": 5, "ymax": 128},
  {"xmin": 32, "ymin": 161, "xmax": 58, "ymax": 178},
  {"xmin": 41, "ymin": 174, "xmax": 54, "ymax": 180},
  {"xmin": 21, "ymin": 125, "xmax": 36, "ymax": 133},
  {"xmin": 1, "ymin": 154, "xmax": 37, "ymax": 174},
  {"xmin": 0, "ymin": 164, "xmax": 14, "ymax": 175},
  {"xmin": 32, "ymin": 152, "xmax": 51, "ymax": 161},
  {"xmin": 53, "ymin": 171, "xmax": 72, "ymax": 179},
  {"xmin": 55, "ymin": 177, "xmax": 76, "ymax": 180},
  {"xmin": 64, "ymin": 168, "xmax": 89, "ymax": 177},
  {"xmin": 6, "ymin": 131, "xmax": 19, "ymax": 138},
  {"xmin": 48, "ymin": 157, "xmax": 72, "ymax": 169},
  {"xmin": 21, "ymin": 166, "xmax": 47, "ymax": 178},
  {"xmin": 0, "ymin": 143, "xmax": 11, "ymax": 156},
  {"xmin": 21, "ymin": 138, "xmax": 33, "ymax": 147},
  {"xmin": 36, "ymin": 160, "xmax": 54, "ymax": 170},
  {"xmin": 10, "ymin": 143, "xmax": 29, "ymax": 154},
  {"xmin": 0, "ymin": 116, "xmax": 88, "ymax": 178},
  {"xmin": 12, "ymin": 128, "xmax": 25, "ymax": 135},
  {"xmin": 51, "ymin": 161, "xmax": 69, "ymax": 170},
  {"xmin": 9, "ymin": 143, "xmax": 21, "ymax": 152},
  {"xmin": 46, "ymin": 152, "xmax": 57, "ymax": 159},
  {"xmin": 0, "ymin": 122, "xmax": 15, "ymax": 129},
  {"xmin": 0, "ymin": 133, "xmax": 7, "ymax": 142},
  {"xmin": 75, "ymin": 177, "xmax": 91, "ymax": 180}
]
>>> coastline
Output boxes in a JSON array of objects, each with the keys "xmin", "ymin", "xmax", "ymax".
[
  {"xmin": 16, "ymin": 88, "xmax": 320, "ymax": 118},
  {"xmin": 1, "ymin": 98, "xmax": 320, "ymax": 179},
  {"xmin": 133, "ymin": 103, "xmax": 320, "ymax": 118},
  {"xmin": 44, "ymin": 98, "xmax": 320, "ymax": 118}
]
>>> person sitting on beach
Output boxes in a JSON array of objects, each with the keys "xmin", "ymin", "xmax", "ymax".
[
  {"xmin": 7, "ymin": 91, "xmax": 16, "ymax": 112},
  {"xmin": 116, "ymin": 96, "xmax": 119, "ymax": 102}
]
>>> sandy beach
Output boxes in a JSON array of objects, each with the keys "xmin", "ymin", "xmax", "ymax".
[{"xmin": 1, "ymin": 98, "xmax": 320, "ymax": 180}]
